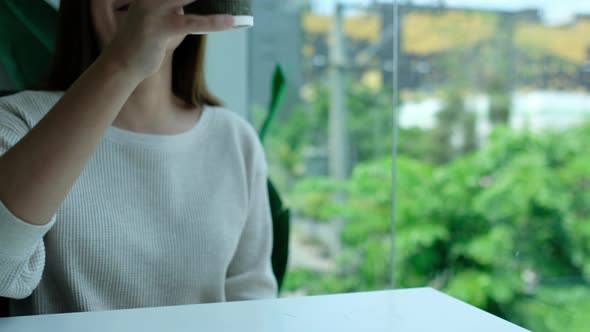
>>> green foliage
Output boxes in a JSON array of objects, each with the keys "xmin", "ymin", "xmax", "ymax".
[
  {"xmin": 431, "ymin": 89, "xmax": 467, "ymax": 163},
  {"xmin": 258, "ymin": 81, "xmax": 395, "ymax": 193},
  {"xmin": 347, "ymin": 84, "xmax": 393, "ymax": 161},
  {"xmin": 283, "ymin": 268, "xmax": 360, "ymax": 295},
  {"xmin": 287, "ymin": 123, "xmax": 590, "ymax": 332},
  {"xmin": 488, "ymin": 80, "xmax": 512, "ymax": 125},
  {"xmin": 396, "ymin": 127, "xmax": 435, "ymax": 161},
  {"xmin": 290, "ymin": 177, "xmax": 343, "ymax": 221},
  {"xmin": 282, "ymin": 269, "xmax": 318, "ymax": 293},
  {"xmin": 512, "ymin": 286, "xmax": 590, "ymax": 332},
  {"xmin": 260, "ymin": 65, "xmax": 287, "ymax": 143}
]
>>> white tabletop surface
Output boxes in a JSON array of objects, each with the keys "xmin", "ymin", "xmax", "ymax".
[{"xmin": 0, "ymin": 288, "xmax": 529, "ymax": 332}]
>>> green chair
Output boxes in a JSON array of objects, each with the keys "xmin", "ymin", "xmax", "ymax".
[
  {"xmin": 260, "ymin": 65, "xmax": 290, "ymax": 290},
  {"xmin": 0, "ymin": 0, "xmax": 56, "ymax": 90}
]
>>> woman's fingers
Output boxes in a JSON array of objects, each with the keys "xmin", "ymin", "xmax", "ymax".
[
  {"xmin": 105, "ymin": 0, "xmax": 233, "ymax": 80},
  {"xmin": 134, "ymin": 0, "xmax": 234, "ymax": 34},
  {"xmin": 162, "ymin": 14, "xmax": 234, "ymax": 35}
]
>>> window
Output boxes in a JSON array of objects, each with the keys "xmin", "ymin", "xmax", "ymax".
[
  {"xmin": 249, "ymin": 0, "xmax": 395, "ymax": 297},
  {"xmin": 250, "ymin": 1, "xmax": 589, "ymax": 331},
  {"xmin": 393, "ymin": 2, "xmax": 590, "ymax": 331}
]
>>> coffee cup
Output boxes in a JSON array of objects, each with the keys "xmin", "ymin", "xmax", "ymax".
[{"xmin": 184, "ymin": 0, "xmax": 253, "ymax": 33}]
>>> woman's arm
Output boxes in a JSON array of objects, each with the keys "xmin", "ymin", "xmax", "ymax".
[
  {"xmin": 225, "ymin": 147, "xmax": 278, "ymax": 301},
  {"xmin": 0, "ymin": 0, "xmax": 233, "ymax": 299},
  {"xmin": 0, "ymin": 57, "xmax": 139, "ymax": 225},
  {"xmin": 0, "ymin": 0, "xmax": 233, "ymax": 226}
]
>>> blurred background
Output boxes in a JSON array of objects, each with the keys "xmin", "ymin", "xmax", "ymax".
[
  {"xmin": 249, "ymin": 1, "xmax": 590, "ymax": 331},
  {"xmin": 1, "ymin": 0, "xmax": 589, "ymax": 331}
]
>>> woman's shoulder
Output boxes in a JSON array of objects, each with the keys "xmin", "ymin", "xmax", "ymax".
[
  {"xmin": 0, "ymin": 90, "xmax": 64, "ymax": 129},
  {"xmin": 207, "ymin": 106, "xmax": 266, "ymax": 167},
  {"xmin": 208, "ymin": 106, "xmax": 261, "ymax": 146},
  {"xmin": 0, "ymin": 90, "xmax": 64, "ymax": 108}
]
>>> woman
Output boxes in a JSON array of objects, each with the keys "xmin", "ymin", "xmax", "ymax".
[{"xmin": 0, "ymin": 0, "xmax": 277, "ymax": 316}]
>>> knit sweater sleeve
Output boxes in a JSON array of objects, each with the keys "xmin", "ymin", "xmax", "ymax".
[
  {"xmin": 224, "ymin": 136, "xmax": 278, "ymax": 301},
  {"xmin": 0, "ymin": 96, "xmax": 55, "ymax": 300}
]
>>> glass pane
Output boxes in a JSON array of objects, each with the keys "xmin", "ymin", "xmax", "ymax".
[
  {"xmin": 250, "ymin": 0, "xmax": 589, "ymax": 330},
  {"xmin": 249, "ymin": 0, "xmax": 394, "ymax": 296},
  {"xmin": 393, "ymin": 1, "xmax": 590, "ymax": 332}
]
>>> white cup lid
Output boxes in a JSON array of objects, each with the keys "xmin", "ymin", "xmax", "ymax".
[{"xmin": 191, "ymin": 16, "xmax": 254, "ymax": 35}]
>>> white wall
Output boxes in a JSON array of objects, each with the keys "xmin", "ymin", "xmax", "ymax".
[{"xmin": 205, "ymin": 30, "xmax": 249, "ymax": 117}]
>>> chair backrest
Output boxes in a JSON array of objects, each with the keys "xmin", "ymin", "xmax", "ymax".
[
  {"xmin": 268, "ymin": 180, "xmax": 290, "ymax": 290},
  {"xmin": 0, "ymin": 298, "xmax": 8, "ymax": 318},
  {"xmin": 0, "ymin": 90, "xmax": 18, "ymax": 98}
]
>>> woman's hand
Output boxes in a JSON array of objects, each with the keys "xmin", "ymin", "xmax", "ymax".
[{"xmin": 103, "ymin": 0, "xmax": 234, "ymax": 81}]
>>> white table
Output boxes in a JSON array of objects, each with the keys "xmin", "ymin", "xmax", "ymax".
[{"xmin": 0, "ymin": 288, "xmax": 529, "ymax": 332}]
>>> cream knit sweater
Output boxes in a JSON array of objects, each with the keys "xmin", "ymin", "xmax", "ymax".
[{"xmin": 0, "ymin": 91, "xmax": 277, "ymax": 316}]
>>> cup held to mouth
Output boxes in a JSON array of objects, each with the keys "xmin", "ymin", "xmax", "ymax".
[{"xmin": 184, "ymin": 0, "xmax": 253, "ymax": 34}]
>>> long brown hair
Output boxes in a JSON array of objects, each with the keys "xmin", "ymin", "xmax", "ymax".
[{"xmin": 41, "ymin": 0, "xmax": 221, "ymax": 107}]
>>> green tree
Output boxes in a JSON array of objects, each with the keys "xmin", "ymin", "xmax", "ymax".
[
  {"xmin": 431, "ymin": 89, "xmax": 466, "ymax": 164},
  {"xmin": 286, "ymin": 123, "xmax": 590, "ymax": 332},
  {"xmin": 255, "ymin": 81, "xmax": 396, "ymax": 191},
  {"xmin": 487, "ymin": 75, "xmax": 512, "ymax": 126},
  {"xmin": 462, "ymin": 111, "xmax": 479, "ymax": 154}
]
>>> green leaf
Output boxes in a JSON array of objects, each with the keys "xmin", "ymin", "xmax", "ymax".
[{"xmin": 259, "ymin": 65, "xmax": 287, "ymax": 142}]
